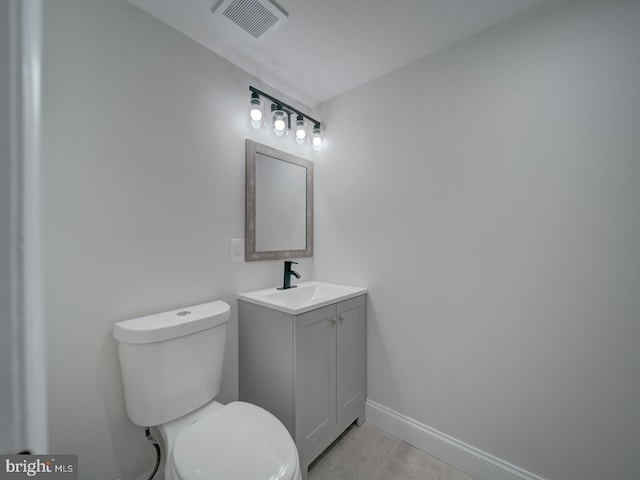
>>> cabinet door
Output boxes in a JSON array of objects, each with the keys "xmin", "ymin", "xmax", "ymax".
[
  {"xmin": 337, "ymin": 296, "xmax": 366, "ymax": 423},
  {"xmin": 294, "ymin": 304, "xmax": 337, "ymax": 455}
]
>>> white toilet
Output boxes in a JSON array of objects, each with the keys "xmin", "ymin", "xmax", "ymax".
[{"xmin": 113, "ymin": 300, "xmax": 301, "ymax": 480}]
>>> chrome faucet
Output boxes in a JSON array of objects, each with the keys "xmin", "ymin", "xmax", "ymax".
[{"xmin": 278, "ymin": 260, "xmax": 301, "ymax": 290}]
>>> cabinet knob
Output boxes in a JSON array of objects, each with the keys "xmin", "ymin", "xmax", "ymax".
[
  {"xmin": 339, "ymin": 314, "xmax": 345, "ymax": 321},
  {"xmin": 332, "ymin": 317, "xmax": 337, "ymax": 325}
]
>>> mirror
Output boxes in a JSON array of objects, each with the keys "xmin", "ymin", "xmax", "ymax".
[{"xmin": 245, "ymin": 140, "xmax": 313, "ymax": 261}]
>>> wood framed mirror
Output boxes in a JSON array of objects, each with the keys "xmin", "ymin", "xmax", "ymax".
[{"xmin": 245, "ymin": 140, "xmax": 313, "ymax": 262}]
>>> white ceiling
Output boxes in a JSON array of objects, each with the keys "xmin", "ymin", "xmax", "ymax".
[{"xmin": 127, "ymin": 0, "xmax": 547, "ymax": 107}]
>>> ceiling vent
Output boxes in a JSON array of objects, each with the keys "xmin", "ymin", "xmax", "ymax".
[{"xmin": 211, "ymin": 0, "xmax": 289, "ymax": 40}]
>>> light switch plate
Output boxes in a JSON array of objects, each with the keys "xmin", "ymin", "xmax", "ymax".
[{"xmin": 230, "ymin": 238, "xmax": 244, "ymax": 262}]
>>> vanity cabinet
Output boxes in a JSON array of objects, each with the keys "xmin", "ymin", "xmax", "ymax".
[{"xmin": 238, "ymin": 295, "xmax": 366, "ymax": 478}]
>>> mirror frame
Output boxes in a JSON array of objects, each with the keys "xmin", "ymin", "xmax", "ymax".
[{"xmin": 245, "ymin": 139, "xmax": 313, "ymax": 262}]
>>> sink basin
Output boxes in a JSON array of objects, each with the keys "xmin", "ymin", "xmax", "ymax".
[{"xmin": 237, "ymin": 281, "xmax": 367, "ymax": 314}]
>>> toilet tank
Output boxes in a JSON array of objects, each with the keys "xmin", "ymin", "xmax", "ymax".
[{"xmin": 113, "ymin": 301, "xmax": 230, "ymax": 427}]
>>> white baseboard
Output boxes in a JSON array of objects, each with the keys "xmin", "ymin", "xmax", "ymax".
[{"xmin": 365, "ymin": 400, "xmax": 546, "ymax": 480}]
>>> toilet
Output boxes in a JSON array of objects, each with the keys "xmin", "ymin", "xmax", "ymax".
[{"xmin": 113, "ymin": 300, "xmax": 301, "ymax": 480}]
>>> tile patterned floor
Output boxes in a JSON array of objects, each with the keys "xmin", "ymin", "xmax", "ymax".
[{"xmin": 307, "ymin": 423, "xmax": 477, "ymax": 480}]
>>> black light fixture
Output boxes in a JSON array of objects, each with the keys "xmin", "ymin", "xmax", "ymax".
[
  {"xmin": 294, "ymin": 115, "xmax": 307, "ymax": 144},
  {"xmin": 248, "ymin": 86, "xmax": 323, "ymax": 150},
  {"xmin": 248, "ymin": 91, "xmax": 264, "ymax": 128},
  {"xmin": 311, "ymin": 125, "xmax": 323, "ymax": 151},
  {"xmin": 271, "ymin": 104, "xmax": 288, "ymax": 137}
]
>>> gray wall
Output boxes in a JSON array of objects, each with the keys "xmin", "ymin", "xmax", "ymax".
[
  {"xmin": 42, "ymin": 0, "xmax": 313, "ymax": 478},
  {"xmin": 315, "ymin": 1, "xmax": 640, "ymax": 479},
  {"xmin": 42, "ymin": 0, "xmax": 640, "ymax": 479},
  {"xmin": 0, "ymin": 0, "xmax": 20, "ymax": 455}
]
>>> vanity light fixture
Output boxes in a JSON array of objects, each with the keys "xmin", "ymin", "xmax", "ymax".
[
  {"xmin": 248, "ymin": 86, "xmax": 324, "ymax": 149},
  {"xmin": 271, "ymin": 104, "xmax": 288, "ymax": 137},
  {"xmin": 248, "ymin": 92, "xmax": 264, "ymax": 129},
  {"xmin": 311, "ymin": 125, "xmax": 323, "ymax": 151},
  {"xmin": 294, "ymin": 115, "xmax": 306, "ymax": 144}
]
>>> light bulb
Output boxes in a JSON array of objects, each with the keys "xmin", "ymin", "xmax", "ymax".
[
  {"xmin": 250, "ymin": 108, "xmax": 262, "ymax": 122},
  {"xmin": 274, "ymin": 119, "xmax": 286, "ymax": 132},
  {"xmin": 294, "ymin": 116, "xmax": 306, "ymax": 144},
  {"xmin": 271, "ymin": 105, "xmax": 288, "ymax": 137},
  {"xmin": 312, "ymin": 126, "xmax": 323, "ymax": 151},
  {"xmin": 248, "ymin": 93, "xmax": 263, "ymax": 129}
]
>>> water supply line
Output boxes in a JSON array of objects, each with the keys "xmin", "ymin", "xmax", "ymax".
[{"xmin": 144, "ymin": 428, "xmax": 161, "ymax": 480}]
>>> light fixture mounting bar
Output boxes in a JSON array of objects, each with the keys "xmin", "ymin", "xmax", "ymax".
[{"xmin": 249, "ymin": 86, "xmax": 321, "ymax": 128}]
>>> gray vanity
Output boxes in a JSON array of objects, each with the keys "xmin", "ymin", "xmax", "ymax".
[{"xmin": 238, "ymin": 282, "xmax": 367, "ymax": 479}]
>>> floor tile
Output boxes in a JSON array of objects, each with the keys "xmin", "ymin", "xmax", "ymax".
[{"xmin": 308, "ymin": 423, "xmax": 476, "ymax": 480}]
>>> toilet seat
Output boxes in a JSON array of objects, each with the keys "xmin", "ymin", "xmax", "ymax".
[{"xmin": 171, "ymin": 401, "xmax": 300, "ymax": 480}]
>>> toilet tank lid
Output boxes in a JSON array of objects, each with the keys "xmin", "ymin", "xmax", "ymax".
[{"xmin": 113, "ymin": 301, "xmax": 230, "ymax": 344}]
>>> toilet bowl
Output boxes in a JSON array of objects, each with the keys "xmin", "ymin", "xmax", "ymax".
[
  {"xmin": 113, "ymin": 301, "xmax": 301, "ymax": 480},
  {"xmin": 163, "ymin": 401, "xmax": 300, "ymax": 480}
]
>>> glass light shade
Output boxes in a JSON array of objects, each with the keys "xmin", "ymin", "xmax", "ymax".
[
  {"xmin": 312, "ymin": 126, "xmax": 323, "ymax": 151},
  {"xmin": 272, "ymin": 108, "xmax": 288, "ymax": 137},
  {"xmin": 248, "ymin": 96, "xmax": 264, "ymax": 129},
  {"xmin": 294, "ymin": 117, "xmax": 307, "ymax": 144}
]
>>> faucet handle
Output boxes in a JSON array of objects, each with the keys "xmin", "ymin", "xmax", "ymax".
[{"xmin": 285, "ymin": 260, "xmax": 298, "ymax": 268}]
